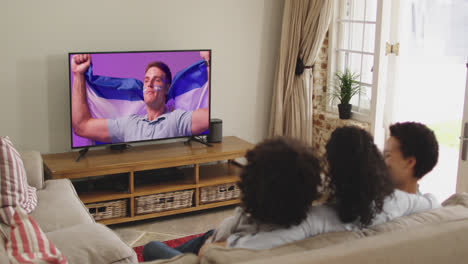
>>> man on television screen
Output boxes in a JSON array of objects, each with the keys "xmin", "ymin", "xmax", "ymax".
[{"xmin": 71, "ymin": 54, "xmax": 209, "ymax": 143}]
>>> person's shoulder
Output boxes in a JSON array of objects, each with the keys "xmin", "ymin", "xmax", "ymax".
[
  {"xmin": 392, "ymin": 189, "xmax": 441, "ymax": 208},
  {"xmin": 306, "ymin": 204, "xmax": 338, "ymax": 220},
  {"xmin": 169, "ymin": 109, "xmax": 190, "ymax": 115},
  {"xmin": 421, "ymin": 192, "xmax": 441, "ymax": 208},
  {"xmin": 421, "ymin": 192, "xmax": 437, "ymax": 199},
  {"xmin": 392, "ymin": 189, "xmax": 434, "ymax": 200},
  {"xmin": 392, "ymin": 189, "xmax": 406, "ymax": 198},
  {"xmin": 123, "ymin": 114, "xmax": 144, "ymax": 122},
  {"xmin": 128, "ymin": 114, "xmax": 142, "ymax": 119},
  {"xmin": 164, "ymin": 109, "xmax": 181, "ymax": 117},
  {"xmin": 386, "ymin": 189, "xmax": 411, "ymax": 204},
  {"xmin": 111, "ymin": 114, "xmax": 141, "ymax": 124},
  {"xmin": 167, "ymin": 109, "xmax": 192, "ymax": 121}
]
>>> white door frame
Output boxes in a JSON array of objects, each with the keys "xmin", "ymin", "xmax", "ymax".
[
  {"xmin": 456, "ymin": 59, "xmax": 468, "ymax": 193},
  {"xmin": 370, "ymin": 0, "xmax": 392, "ymax": 149}
]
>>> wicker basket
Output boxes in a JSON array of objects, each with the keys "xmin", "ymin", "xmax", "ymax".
[
  {"xmin": 135, "ymin": 189, "xmax": 194, "ymax": 215},
  {"xmin": 86, "ymin": 199, "xmax": 127, "ymax": 221},
  {"xmin": 200, "ymin": 183, "xmax": 240, "ymax": 204}
]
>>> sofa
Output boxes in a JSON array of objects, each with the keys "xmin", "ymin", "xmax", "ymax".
[
  {"xmin": 0, "ymin": 151, "xmax": 138, "ymax": 264},
  {"xmin": 146, "ymin": 192, "xmax": 468, "ymax": 264},
  {"xmin": 3, "ymin": 150, "xmax": 468, "ymax": 264}
]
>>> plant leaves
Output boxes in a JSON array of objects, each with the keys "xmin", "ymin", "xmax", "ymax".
[{"xmin": 329, "ymin": 68, "xmax": 361, "ymax": 104}]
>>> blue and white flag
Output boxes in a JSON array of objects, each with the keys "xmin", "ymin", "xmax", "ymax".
[
  {"xmin": 166, "ymin": 59, "xmax": 209, "ymax": 112},
  {"xmin": 84, "ymin": 64, "xmax": 147, "ymax": 120},
  {"xmin": 84, "ymin": 59, "xmax": 209, "ymax": 119}
]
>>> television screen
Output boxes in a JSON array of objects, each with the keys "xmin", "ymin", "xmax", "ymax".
[{"xmin": 68, "ymin": 50, "xmax": 211, "ymax": 149}]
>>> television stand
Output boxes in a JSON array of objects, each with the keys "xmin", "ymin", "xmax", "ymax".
[
  {"xmin": 42, "ymin": 136, "xmax": 253, "ymax": 225},
  {"xmin": 75, "ymin": 147, "xmax": 89, "ymax": 162},
  {"xmin": 184, "ymin": 136, "xmax": 213, "ymax": 147},
  {"xmin": 109, "ymin": 143, "xmax": 131, "ymax": 151}
]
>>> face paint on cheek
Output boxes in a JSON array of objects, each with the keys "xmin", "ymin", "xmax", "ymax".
[{"xmin": 143, "ymin": 85, "xmax": 163, "ymax": 93}]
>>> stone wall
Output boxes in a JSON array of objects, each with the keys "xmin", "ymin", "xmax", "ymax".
[{"xmin": 311, "ymin": 34, "xmax": 370, "ymax": 157}]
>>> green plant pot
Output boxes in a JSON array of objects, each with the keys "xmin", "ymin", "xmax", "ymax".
[{"xmin": 338, "ymin": 104, "xmax": 352, "ymax": 119}]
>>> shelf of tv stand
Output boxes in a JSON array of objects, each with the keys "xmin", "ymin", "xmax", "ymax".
[
  {"xmin": 98, "ymin": 198, "xmax": 242, "ymax": 225},
  {"xmin": 198, "ymin": 163, "xmax": 242, "ymax": 187},
  {"xmin": 134, "ymin": 181, "xmax": 197, "ymax": 197},
  {"xmin": 79, "ymin": 191, "xmax": 132, "ymax": 204},
  {"xmin": 42, "ymin": 136, "xmax": 253, "ymax": 225}
]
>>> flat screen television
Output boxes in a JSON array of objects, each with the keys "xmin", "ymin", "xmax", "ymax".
[{"xmin": 68, "ymin": 50, "xmax": 211, "ymax": 149}]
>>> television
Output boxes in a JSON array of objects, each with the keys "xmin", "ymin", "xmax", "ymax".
[{"xmin": 68, "ymin": 50, "xmax": 211, "ymax": 149}]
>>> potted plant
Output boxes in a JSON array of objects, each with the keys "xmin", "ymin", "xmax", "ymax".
[{"xmin": 329, "ymin": 68, "xmax": 361, "ymax": 119}]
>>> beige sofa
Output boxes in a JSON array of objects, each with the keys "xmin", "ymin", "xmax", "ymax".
[
  {"xmin": 151, "ymin": 193, "xmax": 468, "ymax": 264},
  {"xmin": 0, "ymin": 151, "xmax": 138, "ymax": 264},
  {"xmin": 4, "ymin": 151, "xmax": 468, "ymax": 264}
]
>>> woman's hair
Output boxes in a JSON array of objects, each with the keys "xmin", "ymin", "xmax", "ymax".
[
  {"xmin": 326, "ymin": 126, "xmax": 394, "ymax": 227},
  {"xmin": 238, "ymin": 137, "xmax": 322, "ymax": 227}
]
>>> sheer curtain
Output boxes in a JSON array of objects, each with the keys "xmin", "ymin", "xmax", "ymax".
[{"xmin": 269, "ymin": 0, "xmax": 333, "ymax": 144}]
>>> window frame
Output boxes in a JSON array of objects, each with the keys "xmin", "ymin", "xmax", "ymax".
[{"xmin": 327, "ymin": 0, "xmax": 378, "ymax": 123}]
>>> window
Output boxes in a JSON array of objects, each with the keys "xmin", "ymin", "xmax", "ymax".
[{"xmin": 328, "ymin": 0, "xmax": 378, "ymax": 120}]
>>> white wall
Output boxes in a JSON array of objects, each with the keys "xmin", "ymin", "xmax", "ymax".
[{"xmin": 0, "ymin": 0, "xmax": 284, "ymax": 153}]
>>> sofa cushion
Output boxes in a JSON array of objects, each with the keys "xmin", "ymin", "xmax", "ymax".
[
  {"xmin": 361, "ymin": 192, "xmax": 468, "ymax": 236},
  {"xmin": 201, "ymin": 231, "xmax": 362, "ymax": 264},
  {"xmin": 237, "ymin": 219, "xmax": 468, "ymax": 264},
  {"xmin": 0, "ymin": 136, "xmax": 37, "ymax": 219},
  {"xmin": 46, "ymin": 223, "xmax": 137, "ymax": 264},
  {"xmin": 30, "ymin": 179, "xmax": 94, "ymax": 233},
  {"xmin": 2, "ymin": 206, "xmax": 67, "ymax": 264},
  {"xmin": 19, "ymin": 150, "xmax": 45, "ymax": 190}
]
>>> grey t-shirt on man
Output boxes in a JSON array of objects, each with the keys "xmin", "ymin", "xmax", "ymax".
[{"xmin": 107, "ymin": 109, "xmax": 192, "ymax": 143}]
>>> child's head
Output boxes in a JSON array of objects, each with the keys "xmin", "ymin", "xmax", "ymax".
[
  {"xmin": 385, "ymin": 122, "xmax": 439, "ymax": 190},
  {"xmin": 326, "ymin": 126, "xmax": 394, "ymax": 226},
  {"xmin": 238, "ymin": 137, "xmax": 322, "ymax": 227}
]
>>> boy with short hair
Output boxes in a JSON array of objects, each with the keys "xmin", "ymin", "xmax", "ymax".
[{"xmin": 384, "ymin": 122, "xmax": 439, "ymax": 194}]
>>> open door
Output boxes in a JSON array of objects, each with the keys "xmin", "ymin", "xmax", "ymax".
[
  {"xmin": 377, "ymin": 0, "xmax": 467, "ymax": 201},
  {"xmin": 457, "ymin": 60, "xmax": 468, "ymax": 193}
]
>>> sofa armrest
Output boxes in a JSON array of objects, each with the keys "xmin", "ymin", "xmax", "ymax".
[
  {"xmin": 46, "ymin": 223, "xmax": 138, "ymax": 264},
  {"xmin": 19, "ymin": 150, "xmax": 45, "ymax": 190}
]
